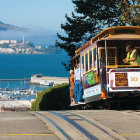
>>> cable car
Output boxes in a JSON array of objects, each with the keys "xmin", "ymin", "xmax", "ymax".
[{"xmin": 71, "ymin": 26, "xmax": 140, "ymax": 104}]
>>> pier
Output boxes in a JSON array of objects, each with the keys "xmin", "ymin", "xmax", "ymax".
[
  {"xmin": 30, "ymin": 74, "xmax": 69, "ymax": 85},
  {"xmin": 0, "ymin": 78, "xmax": 30, "ymax": 82}
]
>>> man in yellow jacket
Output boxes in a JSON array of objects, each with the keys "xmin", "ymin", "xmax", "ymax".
[{"xmin": 123, "ymin": 43, "xmax": 138, "ymax": 65}]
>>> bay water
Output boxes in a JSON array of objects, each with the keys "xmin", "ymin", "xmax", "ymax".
[{"xmin": 0, "ymin": 54, "xmax": 70, "ymax": 93}]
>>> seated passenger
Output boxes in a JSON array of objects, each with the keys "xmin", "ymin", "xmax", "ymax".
[{"xmin": 123, "ymin": 43, "xmax": 138, "ymax": 65}]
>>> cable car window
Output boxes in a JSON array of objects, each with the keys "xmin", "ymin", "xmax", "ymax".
[
  {"xmin": 82, "ymin": 55, "xmax": 85, "ymax": 73},
  {"xmin": 85, "ymin": 53, "xmax": 88, "ymax": 72},
  {"xmin": 93, "ymin": 48, "xmax": 96, "ymax": 68},
  {"xmin": 89, "ymin": 50, "xmax": 92, "ymax": 70},
  {"xmin": 99, "ymin": 48, "xmax": 116, "ymax": 66}
]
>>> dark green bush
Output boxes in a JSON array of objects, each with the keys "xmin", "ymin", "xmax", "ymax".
[{"xmin": 30, "ymin": 83, "xmax": 70, "ymax": 111}]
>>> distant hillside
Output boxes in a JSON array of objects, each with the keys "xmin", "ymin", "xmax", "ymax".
[{"xmin": 0, "ymin": 21, "xmax": 27, "ymax": 31}]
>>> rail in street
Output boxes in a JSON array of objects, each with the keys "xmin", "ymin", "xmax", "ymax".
[
  {"xmin": 0, "ymin": 110, "xmax": 140, "ymax": 140},
  {"xmin": 33, "ymin": 110, "xmax": 140, "ymax": 140}
]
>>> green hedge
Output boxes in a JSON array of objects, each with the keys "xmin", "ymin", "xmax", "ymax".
[{"xmin": 30, "ymin": 83, "xmax": 70, "ymax": 111}]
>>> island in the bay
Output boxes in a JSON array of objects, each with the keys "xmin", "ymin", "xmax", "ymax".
[
  {"xmin": 0, "ymin": 39, "xmax": 60, "ymax": 54},
  {"xmin": 0, "ymin": 21, "xmax": 60, "ymax": 54}
]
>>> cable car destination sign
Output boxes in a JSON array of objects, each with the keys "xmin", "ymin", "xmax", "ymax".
[
  {"xmin": 109, "ymin": 69, "xmax": 140, "ymax": 91},
  {"xmin": 115, "ymin": 73, "xmax": 128, "ymax": 87}
]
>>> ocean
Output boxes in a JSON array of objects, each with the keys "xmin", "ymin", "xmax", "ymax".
[{"xmin": 0, "ymin": 54, "xmax": 70, "ymax": 92}]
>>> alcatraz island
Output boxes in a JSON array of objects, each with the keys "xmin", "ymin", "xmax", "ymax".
[{"xmin": 0, "ymin": 39, "xmax": 60, "ymax": 54}]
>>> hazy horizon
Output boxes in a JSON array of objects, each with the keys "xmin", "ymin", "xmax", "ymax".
[
  {"xmin": 0, "ymin": 0, "xmax": 74, "ymax": 31},
  {"xmin": 0, "ymin": 29, "xmax": 58, "ymax": 46},
  {"xmin": 0, "ymin": 0, "xmax": 74, "ymax": 46}
]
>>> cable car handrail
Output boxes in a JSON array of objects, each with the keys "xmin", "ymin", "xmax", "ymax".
[{"xmin": 107, "ymin": 65, "xmax": 140, "ymax": 68}]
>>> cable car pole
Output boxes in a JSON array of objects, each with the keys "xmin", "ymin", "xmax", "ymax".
[{"xmin": 105, "ymin": 40, "xmax": 108, "ymax": 94}]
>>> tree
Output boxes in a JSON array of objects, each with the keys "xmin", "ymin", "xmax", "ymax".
[
  {"xmin": 72, "ymin": 0, "xmax": 124, "ymax": 28},
  {"xmin": 119, "ymin": 0, "xmax": 140, "ymax": 26},
  {"xmin": 56, "ymin": 13, "xmax": 94, "ymax": 57},
  {"xmin": 56, "ymin": 0, "xmax": 125, "ymax": 70}
]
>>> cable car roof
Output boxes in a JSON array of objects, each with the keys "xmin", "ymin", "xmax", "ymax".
[{"xmin": 75, "ymin": 26, "xmax": 140, "ymax": 54}]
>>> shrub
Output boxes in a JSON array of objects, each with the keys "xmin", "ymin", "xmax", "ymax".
[{"xmin": 30, "ymin": 83, "xmax": 70, "ymax": 111}]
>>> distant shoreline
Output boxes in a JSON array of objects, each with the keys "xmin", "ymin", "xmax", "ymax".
[
  {"xmin": 0, "ymin": 53, "xmax": 66, "ymax": 55},
  {"xmin": 0, "ymin": 40, "xmax": 61, "ymax": 54}
]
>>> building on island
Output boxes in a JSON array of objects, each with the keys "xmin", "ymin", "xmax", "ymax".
[{"xmin": 0, "ymin": 40, "xmax": 17, "ymax": 44}]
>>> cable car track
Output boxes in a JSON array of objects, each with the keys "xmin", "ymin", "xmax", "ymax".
[
  {"xmin": 34, "ymin": 111, "xmax": 125, "ymax": 140},
  {"xmin": 63, "ymin": 111, "xmax": 118, "ymax": 139},
  {"xmin": 47, "ymin": 111, "xmax": 99, "ymax": 140},
  {"xmin": 35, "ymin": 112, "xmax": 72, "ymax": 140}
]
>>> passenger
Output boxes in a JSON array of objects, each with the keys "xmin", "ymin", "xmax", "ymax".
[
  {"xmin": 123, "ymin": 43, "xmax": 138, "ymax": 65},
  {"xmin": 74, "ymin": 64, "xmax": 85, "ymax": 104},
  {"xmin": 69, "ymin": 70, "xmax": 75, "ymax": 105}
]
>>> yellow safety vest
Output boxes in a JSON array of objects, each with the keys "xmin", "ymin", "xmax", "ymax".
[{"xmin": 126, "ymin": 49, "xmax": 138, "ymax": 65}]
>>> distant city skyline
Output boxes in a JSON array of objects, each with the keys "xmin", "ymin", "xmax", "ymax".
[{"xmin": 0, "ymin": 0, "xmax": 74, "ymax": 31}]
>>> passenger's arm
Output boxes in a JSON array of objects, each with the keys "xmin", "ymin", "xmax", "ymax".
[
  {"xmin": 74, "ymin": 74, "xmax": 75, "ymax": 83},
  {"xmin": 123, "ymin": 57, "xmax": 127, "ymax": 62},
  {"xmin": 124, "ymin": 57, "xmax": 137, "ymax": 63},
  {"xmin": 127, "ymin": 57, "xmax": 137, "ymax": 62}
]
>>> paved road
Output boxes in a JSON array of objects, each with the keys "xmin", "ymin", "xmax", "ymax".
[
  {"xmin": 33, "ymin": 111, "xmax": 124, "ymax": 140},
  {"xmin": 1, "ymin": 110, "xmax": 140, "ymax": 140},
  {"xmin": 33, "ymin": 110, "xmax": 140, "ymax": 140},
  {"xmin": 0, "ymin": 112, "xmax": 59, "ymax": 140},
  {"xmin": 70, "ymin": 110, "xmax": 140, "ymax": 140}
]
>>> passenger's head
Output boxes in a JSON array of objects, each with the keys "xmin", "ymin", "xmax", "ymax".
[
  {"xmin": 125, "ymin": 42, "xmax": 135, "ymax": 53},
  {"xmin": 77, "ymin": 64, "xmax": 80, "ymax": 68},
  {"xmin": 70, "ymin": 70, "xmax": 74, "ymax": 75},
  {"xmin": 75, "ymin": 64, "xmax": 80, "ymax": 69}
]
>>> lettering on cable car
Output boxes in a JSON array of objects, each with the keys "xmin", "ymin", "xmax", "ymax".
[
  {"xmin": 115, "ymin": 73, "xmax": 128, "ymax": 87},
  {"xmin": 130, "ymin": 77, "xmax": 138, "ymax": 82}
]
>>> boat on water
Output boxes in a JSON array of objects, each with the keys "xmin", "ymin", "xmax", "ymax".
[
  {"xmin": 40, "ymin": 79, "xmax": 53, "ymax": 86},
  {"xmin": 0, "ymin": 88, "xmax": 36, "ymax": 100}
]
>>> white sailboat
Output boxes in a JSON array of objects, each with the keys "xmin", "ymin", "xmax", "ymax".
[{"xmin": 40, "ymin": 79, "xmax": 53, "ymax": 86}]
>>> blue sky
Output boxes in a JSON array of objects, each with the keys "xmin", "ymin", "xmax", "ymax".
[
  {"xmin": 0, "ymin": 0, "xmax": 74, "ymax": 45},
  {"xmin": 0, "ymin": 0, "xmax": 74, "ymax": 31}
]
